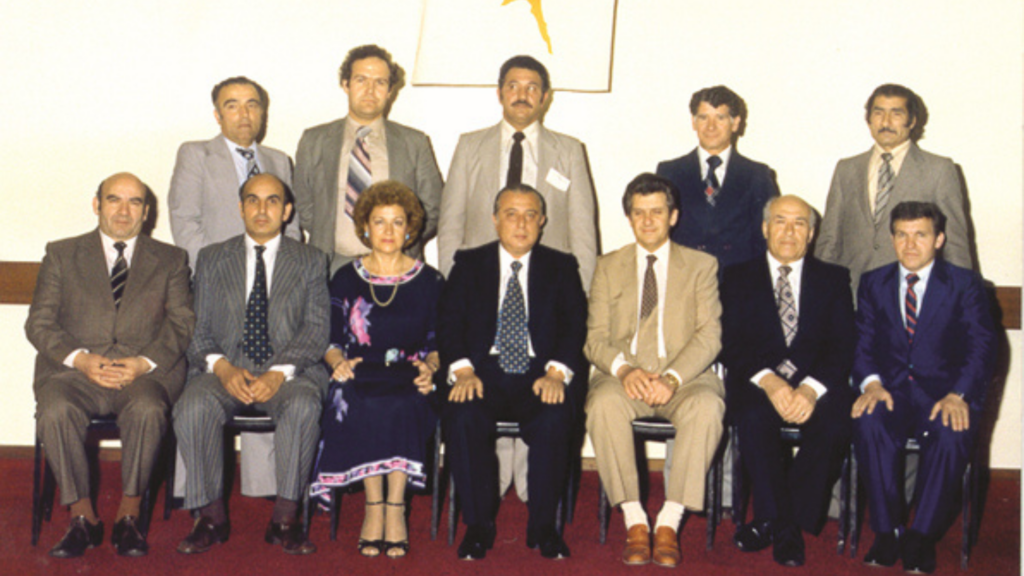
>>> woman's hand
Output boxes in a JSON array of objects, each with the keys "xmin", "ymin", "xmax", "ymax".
[
  {"xmin": 412, "ymin": 352, "xmax": 439, "ymax": 395},
  {"xmin": 325, "ymin": 347, "xmax": 362, "ymax": 382}
]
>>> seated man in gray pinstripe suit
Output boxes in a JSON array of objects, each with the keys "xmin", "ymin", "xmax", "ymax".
[{"xmin": 174, "ymin": 174, "xmax": 330, "ymax": 555}]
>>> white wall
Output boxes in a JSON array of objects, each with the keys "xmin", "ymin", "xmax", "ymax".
[{"xmin": 1, "ymin": 1, "xmax": 1020, "ymax": 467}]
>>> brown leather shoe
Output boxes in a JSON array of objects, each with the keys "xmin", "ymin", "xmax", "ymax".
[
  {"xmin": 177, "ymin": 516, "xmax": 230, "ymax": 554},
  {"xmin": 652, "ymin": 526, "xmax": 681, "ymax": 568},
  {"xmin": 622, "ymin": 524, "xmax": 651, "ymax": 565},
  {"xmin": 265, "ymin": 520, "xmax": 317, "ymax": 555}
]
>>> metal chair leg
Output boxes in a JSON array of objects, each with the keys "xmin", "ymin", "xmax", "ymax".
[{"xmin": 598, "ymin": 481, "xmax": 609, "ymax": 544}]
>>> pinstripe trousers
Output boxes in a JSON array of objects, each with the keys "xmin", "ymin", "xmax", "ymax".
[{"xmin": 172, "ymin": 373, "xmax": 322, "ymax": 509}]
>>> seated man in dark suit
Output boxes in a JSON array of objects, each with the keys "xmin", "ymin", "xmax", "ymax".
[
  {"xmin": 852, "ymin": 201, "xmax": 995, "ymax": 573},
  {"xmin": 438, "ymin": 184, "xmax": 587, "ymax": 560},
  {"xmin": 174, "ymin": 174, "xmax": 330, "ymax": 555},
  {"xmin": 656, "ymin": 85, "xmax": 779, "ymax": 273},
  {"xmin": 25, "ymin": 173, "xmax": 194, "ymax": 558},
  {"xmin": 721, "ymin": 195, "xmax": 855, "ymax": 567}
]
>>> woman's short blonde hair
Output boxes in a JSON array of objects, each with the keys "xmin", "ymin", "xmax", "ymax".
[{"xmin": 352, "ymin": 180, "xmax": 425, "ymax": 250}]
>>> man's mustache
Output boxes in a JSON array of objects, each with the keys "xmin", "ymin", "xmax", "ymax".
[{"xmin": 512, "ymin": 100, "xmax": 533, "ymax": 108}]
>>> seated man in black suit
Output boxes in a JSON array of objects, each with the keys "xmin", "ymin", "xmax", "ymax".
[
  {"xmin": 721, "ymin": 195, "xmax": 856, "ymax": 567},
  {"xmin": 438, "ymin": 184, "xmax": 587, "ymax": 560}
]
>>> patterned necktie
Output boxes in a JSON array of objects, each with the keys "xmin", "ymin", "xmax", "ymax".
[
  {"xmin": 705, "ymin": 155, "xmax": 723, "ymax": 206},
  {"xmin": 640, "ymin": 254, "xmax": 658, "ymax": 320},
  {"xmin": 345, "ymin": 126, "xmax": 372, "ymax": 218},
  {"xmin": 243, "ymin": 245, "xmax": 273, "ymax": 365},
  {"xmin": 875, "ymin": 152, "xmax": 894, "ymax": 223},
  {"xmin": 507, "ymin": 131, "xmax": 525, "ymax": 187},
  {"xmin": 776, "ymin": 265, "xmax": 798, "ymax": 346},
  {"xmin": 110, "ymin": 241, "xmax": 128, "ymax": 308},
  {"xmin": 236, "ymin": 147, "xmax": 260, "ymax": 181},
  {"xmin": 905, "ymin": 273, "xmax": 920, "ymax": 343},
  {"xmin": 497, "ymin": 260, "xmax": 529, "ymax": 374}
]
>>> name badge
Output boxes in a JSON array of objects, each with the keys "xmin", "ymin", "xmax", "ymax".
[{"xmin": 545, "ymin": 168, "xmax": 570, "ymax": 192}]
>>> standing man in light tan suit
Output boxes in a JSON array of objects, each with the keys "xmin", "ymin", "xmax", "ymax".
[
  {"xmin": 585, "ymin": 173, "xmax": 724, "ymax": 568},
  {"xmin": 26, "ymin": 173, "xmax": 195, "ymax": 558}
]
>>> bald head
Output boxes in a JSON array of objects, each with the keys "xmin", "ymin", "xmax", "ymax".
[
  {"xmin": 762, "ymin": 195, "xmax": 816, "ymax": 265},
  {"xmin": 239, "ymin": 174, "xmax": 293, "ymax": 244},
  {"xmin": 93, "ymin": 172, "xmax": 150, "ymax": 241}
]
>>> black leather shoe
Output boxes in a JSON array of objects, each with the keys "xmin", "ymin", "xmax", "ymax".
[
  {"xmin": 457, "ymin": 524, "xmax": 495, "ymax": 560},
  {"xmin": 772, "ymin": 523, "xmax": 805, "ymax": 567},
  {"xmin": 177, "ymin": 516, "xmax": 230, "ymax": 554},
  {"xmin": 50, "ymin": 516, "xmax": 103, "ymax": 558},
  {"xmin": 734, "ymin": 519, "xmax": 773, "ymax": 552},
  {"xmin": 901, "ymin": 530, "xmax": 936, "ymax": 574},
  {"xmin": 265, "ymin": 521, "xmax": 317, "ymax": 555},
  {"xmin": 527, "ymin": 524, "xmax": 570, "ymax": 559},
  {"xmin": 111, "ymin": 516, "xmax": 148, "ymax": 557},
  {"xmin": 864, "ymin": 530, "xmax": 901, "ymax": 567}
]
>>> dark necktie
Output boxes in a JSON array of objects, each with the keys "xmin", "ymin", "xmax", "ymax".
[
  {"xmin": 640, "ymin": 254, "xmax": 658, "ymax": 320},
  {"xmin": 704, "ymin": 155, "xmax": 723, "ymax": 206},
  {"xmin": 776, "ymin": 265, "xmax": 797, "ymax": 346},
  {"xmin": 110, "ymin": 241, "xmax": 128, "ymax": 308},
  {"xmin": 243, "ymin": 245, "xmax": 273, "ymax": 365},
  {"xmin": 236, "ymin": 147, "xmax": 260, "ymax": 181},
  {"xmin": 905, "ymin": 273, "xmax": 920, "ymax": 344},
  {"xmin": 507, "ymin": 131, "xmax": 525, "ymax": 187},
  {"xmin": 875, "ymin": 152, "xmax": 894, "ymax": 223},
  {"xmin": 497, "ymin": 260, "xmax": 528, "ymax": 374},
  {"xmin": 345, "ymin": 126, "xmax": 372, "ymax": 218}
]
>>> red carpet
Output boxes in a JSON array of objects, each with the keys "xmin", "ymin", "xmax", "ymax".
[{"xmin": 1, "ymin": 458, "xmax": 1018, "ymax": 575}]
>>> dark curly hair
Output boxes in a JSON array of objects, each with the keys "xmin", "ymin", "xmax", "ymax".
[{"xmin": 352, "ymin": 180, "xmax": 425, "ymax": 250}]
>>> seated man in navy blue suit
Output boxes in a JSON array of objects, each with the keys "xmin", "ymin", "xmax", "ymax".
[
  {"xmin": 722, "ymin": 195, "xmax": 855, "ymax": 567},
  {"xmin": 656, "ymin": 85, "xmax": 779, "ymax": 273},
  {"xmin": 438, "ymin": 184, "xmax": 587, "ymax": 561},
  {"xmin": 852, "ymin": 201, "xmax": 995, "ymax": 573}
]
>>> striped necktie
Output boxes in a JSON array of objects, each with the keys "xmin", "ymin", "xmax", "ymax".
[
  {"xmin": 874, "ymin": 152, "xmax": 894, "ymax": 223},
  {"xmin": 345, "ymin": 126, "xmax": 372, "ymax": 218},
  {"xmin": 905, "ymin": 273, "xmax": 920, "ymax": 344},
  {"xmin": 110, "ymin": 241, "xmax": 128, "ymax": 308},
  {"xmin": 236, "ymin": 147, "xmax": 260, "ymax": 181}
]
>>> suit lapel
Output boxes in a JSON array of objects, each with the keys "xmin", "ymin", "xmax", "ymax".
[
  {"xmin": 879, "ymin": 264, "xmax": 903, "ymax": 338},
  {"xmin": 118, "ymin": 235, "xmax": 157, "ymax": 314},
  {"xmin": 914, "ymin": 259, "xmax": 950, "ymax": 340},
  {"xmin": 663, "ymin": 244, "xmax": 688, "ymax": 353},
  {"xmin": 892, "ymin": 143, "xmax": 924, "ymax": 203},
  {"xmin": 384, "ymin": 120, "xmax": 410, "ymax": 181},
  {"xmin": 482, "ymin": 123, "xmax": 503, "ymax": 191},
  {"xmin": 209, "ymin": 135, "xmax": 241, "ymax": 193},
  {"xmin": 223, "ymin": 237, "xmax": 249, "ymax": 337},
  {"xmin": 536, "ymin": 124, "xmax": 556, "ymax": 193},
  {"xmin": 483, "ymin": 244, "xmax": 502, "ymax": 340},
  {"xmin": 80, "ymin": 230, "xmax": 117, "ymax": 313}
]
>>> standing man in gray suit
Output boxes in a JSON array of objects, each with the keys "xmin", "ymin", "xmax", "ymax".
[
  {"xmin": 294, "ymin": 44, "xmax": 443, "ymax": 273},
  {"xmin": 438, "ymin": 54, "xmax": 598, "ymax": 501},
  {"xmin": 169, "ymin": 76, "xmax": 297, "ymax": 270},
  {"xmin": 26, "ymin": 173, "xmax": 194, "ymax": 558},
  {"xmin": 174, "ymin": 174, "xmax": 329, "ymax": 556},
  {"xmin": 168, "ymin": 75, "xmax": 295, "ymax": 499},
  {"xmin": 816, "ymin": 83, "xmax": 973, "ymax": 293}
]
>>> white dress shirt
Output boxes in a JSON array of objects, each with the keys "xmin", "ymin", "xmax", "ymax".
[
  {"xmin": 224, "ymin": 137, "xmax": 263, "ymax": 186},
  {"xmin": 867, "ymin": 139, "xmax": 911, "ymax": 213},
  {"xmin": 698, "ymin": 145, "xmax": 733, "ymax": 185},
  {"xmin": 499, "ymin": 119, "xmax": 540, "ymax": 189}
]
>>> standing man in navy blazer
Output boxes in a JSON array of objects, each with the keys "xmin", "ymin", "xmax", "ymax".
[
  {"xmin": 721, "ymin": 195, "xmax": 855, "ymax": 567},
  {"xmin": 174, "ymin": 174, "xmax": 329, "ymax": 556},
  {"xmin": 852, "ymin": 201, "xmax": 994, "ymax": 573},
  {"xmin": 170, "ymin": 76, "xmax": 297, "ymax": 270},
  {"xmin": 816, "ymin": 84, "xmax": 974, "ymax": 294},
  {"xmin": 438, "ymin": 184, "xmax": 587, "ymax": 561},
  {"xmin": 26, "ymin": 173, "xmax": 194, "ymax": 558},
  {"xmin": 656, "ymin": 85, "xmax": 779, "ymax": 273},
  {"xmin": 294, "ymin": 44, "xmax": 443, "ymax": 274}
]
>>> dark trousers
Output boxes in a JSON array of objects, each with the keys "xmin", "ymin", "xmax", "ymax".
[
  {"xmin": 444, "ymin": 359, "xmax": 572, "ymax": 532},
  {"xmin": 735, "ymin": 390, "xmax": 852, "ymax": 534},
  {"xmin": 854, "ymin": 383, "xmax": 976, "ymax": 538}
]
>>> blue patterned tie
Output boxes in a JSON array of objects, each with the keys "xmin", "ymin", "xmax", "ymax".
[
  {"xmin": 705, "ymin": 155, "xmax": 723, "ymax": 206},
  {"xmin": 497, "ymin": 261, "xmax": 529, "ymax": 374},
  {"xmin": 243, "ymin": 245, "xmax": 273, "ymax": 365},
  {"xmin": 776, "ymin": 265, "xmax": 797, "ymax": 346}
]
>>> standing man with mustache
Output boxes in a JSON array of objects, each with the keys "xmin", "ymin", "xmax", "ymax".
[
  {"xmin": 815, "ymin": 84, "xmax": 974, "ymax": 294},
  {"xmin": 437, "ymin": 54, "xmax": 598, "ymax": 505},
  {"xmin": 294, "ymin": 44, "xmax": 443, "ymax": 275}
]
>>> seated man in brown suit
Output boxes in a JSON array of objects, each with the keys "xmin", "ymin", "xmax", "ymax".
[
  {"xmin": 585, "ymin": 173, "xmax": 725, "ymax": 568},
  {"xmin": 25, "ymin": 173, "xmax": 194, "ymax": 558}
]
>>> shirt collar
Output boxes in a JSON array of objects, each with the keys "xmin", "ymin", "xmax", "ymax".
[
  {"xmin": 636, "ymin": 239, "xmax": 672, "ymax": 263},
  {"xmin": 766, "ymin": 251, "xmax": 805, "ymax": 280},
  {"xmin": 245, "ymin": 232, "xmax": 282, "ymax": 257},
  {"xmin": 698, "ymin": 144, "xmax": 732, "ymax": 169},
  {"xmin": 501, "ymin": 119, "xmax": 540, "ymax": 149},
  {"xmin": 98, "ymin": 230, "xmax": 138, "ymax": 263},
  {"xmin": 345, "ymin": 115, "xmax": 387, "ymax": 142},
  {"xmin": 899, "ymin": 259, "xmax": 935, "ymax": 286},
  {"xmin": 499, "ymin": 243, "xmax": 532, "ymax": 273},
  {"xmin": 222, "ymin": 134, "xmax": 257, "ymax": 154},
  {"xmin": 871, "ymin": 138, "xmax": 912, "ymax": 162}
]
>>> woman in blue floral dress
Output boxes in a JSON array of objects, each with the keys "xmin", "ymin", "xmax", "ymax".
[{"xmin": 310, "ymin": 181, "xmax": 442, "ymax": 558}]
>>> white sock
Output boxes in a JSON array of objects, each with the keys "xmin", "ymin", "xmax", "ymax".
[
  {"xmin": 655, "ymin": 501, "xmax": 685, "ymax": 531},
  {"xmin": 620, "ymin": 501, "xmax": 648, "ymax": 530}
]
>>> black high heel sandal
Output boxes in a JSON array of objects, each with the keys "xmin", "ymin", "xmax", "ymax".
[
  {"xmin": 358, "ymin": 501, "xmax": 385, "ymax": 557},
  {"xmin": 384, "ymin": 502, "xmax": 409, "ymax": 558}
]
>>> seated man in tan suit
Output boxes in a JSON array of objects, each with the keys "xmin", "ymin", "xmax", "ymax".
[{"xmin": 586, "ymin": 173, "xmax": 725, "ymax": 568}]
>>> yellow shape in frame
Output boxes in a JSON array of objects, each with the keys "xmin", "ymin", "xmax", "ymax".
[{"xmin": 502, "ymin": 0, "xmax": 552, "ymax": 54}]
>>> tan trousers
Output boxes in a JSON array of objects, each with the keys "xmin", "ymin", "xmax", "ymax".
[{"xmin": 586, "ymin": 369, "xmax": 724, "ymax": 511}]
